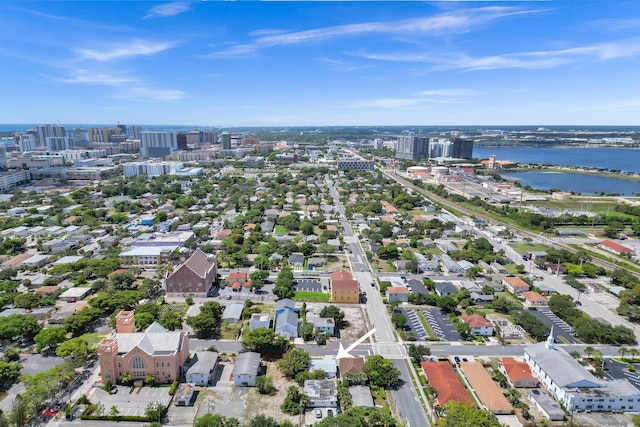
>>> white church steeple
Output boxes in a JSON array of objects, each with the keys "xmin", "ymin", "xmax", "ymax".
[{"xmin": 545, "ymin": 326, "xmax": 555, "ymax": 349}]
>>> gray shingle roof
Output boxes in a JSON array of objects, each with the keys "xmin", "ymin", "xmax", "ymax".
[
  {"xmin": 234, "ymin": 352, "xmax": 261, "ymax": 376},
  {"xmin": 525, "ymin": 341, "xmax": 601, "ymax": 389},
  {"xmin": 115, "ymin": 322, "xmax": 185, "ymax": 355}
]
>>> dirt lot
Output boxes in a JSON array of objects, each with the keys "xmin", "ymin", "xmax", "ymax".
[
  {"xmin": 242, "ymin": 362, "xmax": 300, "ymax": 425},
  {"xmin": 304, "ymin": 304, "xmax": 368, "ymax": 342},
  {"xmin": 339, "ymin": 306, "xmax": 369, "ymax": 342}
]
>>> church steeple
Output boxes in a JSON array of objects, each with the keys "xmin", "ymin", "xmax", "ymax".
[{"xmin": 545, "ymin": 326, "xmax": 555, "ymax": 349}]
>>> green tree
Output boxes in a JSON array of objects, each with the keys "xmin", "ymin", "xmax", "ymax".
[
  {"xmin": 195, "ymin": 414, "xmax": 241, "ymax": 427},
  {"xmin": 391, "ymin": 312, "xmax": 407, "ymax": 329},
  {"xmin": 186, "ymin": 301, "xmax": 222, "ymax": 337},
  {"xmin": 319, "ymin": 305, "xmax": 345, "ymax": 328},
  {"xmin": 241, "ymin": 328, "xmax": 291, "ymax": 358},
  {"xmin": 34, "ymin": 328, "xmax": 67, "ymax": 353},
  {"xmin": 109, "ymin": 405, "xmax": 120, "ymax": 418},
  {"xmin": 278, "ymin": 348, "xmax": 310, "ymax": 379},
  {"xmin": 433, "ymin": 401, "xmax": 500, "ymax": 427},
  {"xmin": 362, "ymin": 355, "xmax": 400, "ymax": 388},
  {"xmin": 144, "ymin": 401, "xmax": 164, "ymax": 423},
  {"xmin": 407, "ymin": 344, "xmax": 431, "ymax": 364},
  {"xmin": 134, "ymin": 312, "xmax": 156, "ymax": 331},
  {"xmin": 247, "ymin": 415, "xmax": 280, "ymax": 427},
  {"xmin": 56, "ymin": 333, "xmax": 101, "ymax": 358},
  {"xmin": 255, "ymin": 375, "xmax": 274, "ymax": 395},
  {"xmin": 0, "ymin": 361, "xmax": 22, "ymax": 390},
  {"xmin": 280, "ymin": 385, "xmax": 308, "ymax": 415},
  {"xmin": 0, "ymin": 314, "xmax": 39, "ymax": 342},
  {"xmin": 159, "ymin": 310, "xmax": 184, "ymax": 331}
]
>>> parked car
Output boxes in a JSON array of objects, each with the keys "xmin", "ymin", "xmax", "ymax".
[
  {"xmin": 327, "ymin": 409, "xmax": 334, "ymax": 417},
  {"xmin": 315, "ymin": 409, "xmax": 322, "ymax": 418}
]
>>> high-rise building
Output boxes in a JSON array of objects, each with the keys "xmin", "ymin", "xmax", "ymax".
[
  {"xmin": 72, "ymin": 128, "xmax": 90, "ymax": 146},
  {"xmin": 117, "ymin": 124, "xmax": 127, "ymax": 136},
  {"xmin": 397, "ymin": 136, "xmax": 473, "ymax": 160},
  {"xmin": 127, "ymin": 126, "xmax": 142, "ymax": 140},
  {"xmin": 37, "ymin": 124, "xmax": 65, "ymax": 148},
  {"xmin": 46, "ymin": 136, "xmax": 73, "ymax": 151},
  {"xmin": 19, "ymin": 133, "xmax": 37, "ymax": 152},
  {"xmin": 220, "ymin": 132, "xmax": 231, "ymax": 150},
  {"xmin": 140, "ymin": 131, "xmax": 178, "ymax": 158},
  {"xmin": 176, "ymin": 133, "xmax": 188, "ymax": 151},
  {"xmin": 395, "ymin": 135, "xmax": 430, "ymax": 160}
]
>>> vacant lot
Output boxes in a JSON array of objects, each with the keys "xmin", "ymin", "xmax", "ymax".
[{"xmin": 242, "ymin": 362, "xmax": 299, "ymax": 425}]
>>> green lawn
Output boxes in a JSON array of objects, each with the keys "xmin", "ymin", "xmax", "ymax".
[
  {"xmin": 510, "ymin": 243, "xmax": 550, "ymax": 254},
  {"xmin": 220, "ymin": 321, "xmax": 243, "ymax": 340},
  {"xmin": 294, "ymin": 291, "xmax": 330, "ymax": 302},
  {"xmin": 274, "ymin": 225, "xmax": 287, "ymax": 235}
]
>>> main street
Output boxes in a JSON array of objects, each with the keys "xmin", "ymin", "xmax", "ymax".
[{"xmin": 327, "ymin": 177, "xmax": 430, "ymax": 427}]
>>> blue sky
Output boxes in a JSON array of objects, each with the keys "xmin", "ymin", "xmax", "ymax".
[{"xmin": 1, "ymin": 1, "xmax": 640, "ymax": 126}]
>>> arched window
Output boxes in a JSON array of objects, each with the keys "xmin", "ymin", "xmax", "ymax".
[{"xmin": 132, "ymin": 358, "xmax": 145, "ymax": 370}]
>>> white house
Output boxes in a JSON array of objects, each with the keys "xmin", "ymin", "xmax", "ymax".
[
  {"xmin": 304, "ymin": 379, "xmax": 338, "ymax": 408},
  {"xmin": 185, "ymin": 352, "xmax": 218, "ymax": 386},
  {"xmin": 233, "ymin": 352, "xmax": 261, "ymax": 387},
  {"xmin": 461, "ymin": 315, "xmax": 494, "ymax": 336}
]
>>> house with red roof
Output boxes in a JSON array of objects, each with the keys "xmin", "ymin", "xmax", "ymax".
[
  {"xmin": 420, "ymin": 361, "xmax": 474, "ymax": 407},
  {"xmin": 599, "ymin": 240, "xmax": 634, "ymax": 256},
  {"xmin": 225, "ymin": 271, "xmax": 251, "ymax": 291},
  {"xmin": 460, "ymin": 315, "xmax": 494, "ymax": 337},
  {"xmin": 500, "ymin": 358, "xmax": 539, "ymax": 388}
]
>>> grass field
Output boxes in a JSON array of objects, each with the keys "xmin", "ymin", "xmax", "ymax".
[
  {"xmin": 294, "ymin": 291, "xmax": 330, "ymax": 302},
  {"xmin": 510, "ymin": 243, "xmax": 550, "ymax": 254}
]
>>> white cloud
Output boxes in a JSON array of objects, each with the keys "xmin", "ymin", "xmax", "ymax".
[
  {"xmin": 54, "ymin": 69, "xmax": 137, "ymax": 85},
  {"xmin": 115, "ymin": 87, "xmax": 186, "ymax": 101},
  {"xmin": 354, "ymin": 37, "xmax": 640, "ymax": 71},
  {"xmin": 145, "ymin": 2, "xmax": 192, "ymax": 19},
  {"xmin": 587, "ymin": 18, "xmax": 640, "ymax": 32},
  {"xmin": 206, "ymin": 6, "xmax": 541, "ymax": 58},
  {"xmin": 76, "ymin": 39, "xmax": 177, "ymax": 62},
  {"xmin": 348, "ymin": 88, "xmax": 481, "ymax": 109}
]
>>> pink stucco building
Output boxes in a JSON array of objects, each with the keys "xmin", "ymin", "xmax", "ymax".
[{"xmin": 97, "ymin": 311, "xmax": 189, "ymax": 384}]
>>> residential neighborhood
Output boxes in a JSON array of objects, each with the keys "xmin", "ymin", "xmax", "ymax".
[{"xmin": 0, "ymin": 128, "xmax": 638, "ymax": 427}]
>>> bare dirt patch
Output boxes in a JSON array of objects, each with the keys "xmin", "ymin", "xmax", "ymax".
[
  {"xmin": 242, "ymin": 361, "xmax": 300, "ymax": 425},
  {"xmin": 339, "ymin": 306, "xmax": 369, "ymax": 342}
]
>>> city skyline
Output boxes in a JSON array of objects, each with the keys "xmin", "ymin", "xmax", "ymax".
[{"xmin": 1, "ymin": 1, "xmax": 640, "ymax": 126}]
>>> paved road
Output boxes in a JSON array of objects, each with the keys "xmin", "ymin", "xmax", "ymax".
[{"xmin": 327, "ymin": 177, "xmax": 430, "ymax": 427}]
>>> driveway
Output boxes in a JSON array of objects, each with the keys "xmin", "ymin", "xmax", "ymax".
[
  {"xmin": 421, "ymin": 308, "xmax": 459, "ymax": 341},
  {"xmin": 528, "ymin": 308, "xmax": 577, "ymax": 344}
]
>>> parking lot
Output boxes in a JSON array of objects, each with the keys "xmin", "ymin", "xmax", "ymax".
[
  {"xmin": 293, "ymin": 279, "xmax": 322, "ymax": 292},
  {"xmin": 87, "ymin": 385, "xmax": 172, "ymax": 417},
  {"xmin": 422, "ymin": 308, "xmax": 460, "ymax": 341},
  {"xmin": 528, "ymin": 308, "xmax": 576, "ymax": 344},
  {"xmin": 604, "ymin": 359, "xmax": 640, "ymax": 390},
  {"xmin": 398, "ymin": 308, "xmax": 428, "ymax": 340}
]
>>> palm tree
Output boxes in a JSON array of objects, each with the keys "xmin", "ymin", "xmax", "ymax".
[
  {"xmin": 629, "ymin": 347, "xmax": 640, "ymax": 361},
  {"xmin": 584, "ymin": 346, "xmax": 594, "ymax": 359},
  {"xmin": 618, "ymin": 347, "xmax": 629, "ymax": 360},
  {"xmin": 120, "ymin": 372, "xmax": 132, "ymax": 386}
]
